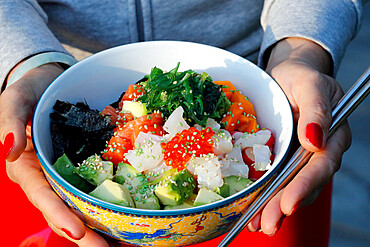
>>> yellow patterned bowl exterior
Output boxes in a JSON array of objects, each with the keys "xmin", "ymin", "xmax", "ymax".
[
  {"xmin": 42, "ymin": 164, "xmax": 271, "ymax": 246},
  {"xmin": 45, "ymin": 164, "xmax": 272, "ymax": 246},
  {"xmin": 32, "ymin": 41, "xmax": 293, "ymax": 246}
]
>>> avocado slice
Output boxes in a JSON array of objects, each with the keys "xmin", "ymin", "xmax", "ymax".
[
  {"xmin": 154, "ymin": 169, "xmax": 196, "ymax": 206},
  {"xmin": 121, "ymin": 101, "xmax": 147, "ymax": 118},
  {"xmin": 53, "ymin": 154, "xmax": 92, "ymax": 193},
  {"xmin": 89, "ymin": 179, "xmax": 135, "ymax": 207},
  {"xmin": 114, "ymin": 163, "xmax": 160, "ymax": 210},
  {"xmin": 224, "ymin": 175, "xmax": 253, "ymax": 195},
  {"xmin": 132, "ymin": 186, "xmax": 160, "ymax": 210},
  {"xmin": 214, "ymin": 183, "xmax": 230, "ymax": 198},
  {"xmin": 74, "ymin": 154, "xmax": 113, "ymax": 186},
  {"xmin": 193, "ymin": 187, "xmax": 224, "ymax": 207}
]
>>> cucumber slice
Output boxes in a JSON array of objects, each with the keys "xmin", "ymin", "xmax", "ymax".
[
  {"xmin": 114, "ymin": 163, "xmax": 160, "ymax": 210},
  {"xmin": 224, "ymin": 175, "xmax": 253, "ymax": 195},
  {"xmin": 53, "ymin": 154, "xmax": 91, "ymax": 193},
  {"xmin": 214, "ymin": 183, "xmax": 230, "ymax": 198}
]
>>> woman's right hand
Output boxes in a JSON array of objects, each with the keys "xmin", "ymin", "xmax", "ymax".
[{"xmin": 0, "ymin": 63, "xmax": 110, "ymax": 246}]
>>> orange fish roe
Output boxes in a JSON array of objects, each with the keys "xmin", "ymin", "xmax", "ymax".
[{"xmin": 161, "ymin": 127, "xmax": 215, "ymax": 170}]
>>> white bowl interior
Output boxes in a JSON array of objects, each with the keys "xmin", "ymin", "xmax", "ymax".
[{"xmin": 33, "ymin": 41, "xmax": 293, "ymax": 199}]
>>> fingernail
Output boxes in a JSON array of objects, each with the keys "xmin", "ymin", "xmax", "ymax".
[
  {"xmin": 4, "ymin": 132, "xmax": 15, "ymax": 158},
  {"xmin": 306, "ymin": 123, "xmax": 323, "ymax": 149},
  {"xmin": 269, "ymin": 217, "xmax": 284, "ymax": 237},
  {"xmin": 62, "ymin": 228, "xmax": 81, "ymax": 240},
  {"xmin": 287, "ymin": 199, "xmax": 303, "ymax": 216}
]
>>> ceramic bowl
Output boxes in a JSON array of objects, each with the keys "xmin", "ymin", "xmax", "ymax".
[{"xmin": 32, "ymin": 41, "xmax": 293, "ymax": 246}]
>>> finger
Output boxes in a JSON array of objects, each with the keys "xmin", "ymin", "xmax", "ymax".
[
  {"xmin": 280, "ymin": 123, "xmax": 351, "ymax": 215},
  {"xmin": 246, "ymin": 212, "xmax": 261, "ymax": 232},
  {"xmin": 0, "ymin": 131, "xmax": 14, "ymax": 158},
  {"xmin": 0, "ymin": 83, "xmax": 35, "ymax": 161},
  {"xmin": 293, "ymin": 72, "xmax": 335, "ymax": 151},
  {"xmin": 260, "ymin": 189, "xmax": 285, "ymax": 236},
  {"xmin": 7, "ymin": 151, "xmax": 86, "ymax": 241},
  {"xmin": 5, "ymin": 128, "xmax": 34, "ymax": 183},
  {"xmin": 47, "ymin": 218, "xmax": 109, "ymax": 247}
]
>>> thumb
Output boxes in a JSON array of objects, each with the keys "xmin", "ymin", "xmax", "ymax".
[{"xmin": 0, "ymin": 63, "xmax": 64, "ymax": 161}]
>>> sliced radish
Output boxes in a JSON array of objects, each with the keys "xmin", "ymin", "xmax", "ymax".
[
  {"xmin": 253, "ymin": 144, "xmax": 271, "ymax": 171},
  {"xmin": 219, "ymin": 145, "xmax": 249, "ymax": 178},
  {"xmin": 270, "ymin": 154, "xmax": 275, "ymax": 163},
  {"xmin": 248, "ymin": 167, "xmax": 266, "ymax": 181},
  {"xmin": 264, "ymin": 129, "xmax": 275, "ymax": 151},
  {"xmin": 163, "ymin": 106, "xmax": 190, "ymax": 139},
  {"xmin": 234, "ymin": 129, "xmax": 274, "ymax": 149},
  {"xmin": 242, "ymin": 147, "xmax": 254, "ymax": 165},
  {"xmin": 222, "ymin": 162, "xmax": 249, "ymax": 179},
  {"xmin": 213, "ymin": 129, "xmax": 233, "ymax": 155},
  {"xmin": 206, "ymin": 118, "xmax": 221, "ymax": 131},
  {"xmin": 231, "ymin": 131, "xmax": 244, "ymax": 142},
  {"xmin": 242, "ymin": 144, "xmax": 271, "ymax": 181}
]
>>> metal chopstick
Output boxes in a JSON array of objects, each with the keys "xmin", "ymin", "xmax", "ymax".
[{"xmin": 218, "ymin": 67, "xmax": 370, "ymax": 247}]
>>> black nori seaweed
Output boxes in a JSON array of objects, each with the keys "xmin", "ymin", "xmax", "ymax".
[
  {"xmin": 109, "ymin": 91, "xmax": 126, "ymax": 109},
  {"xmin": 50, "ymin": 100, "xmax": 114, "ymax": 165}
]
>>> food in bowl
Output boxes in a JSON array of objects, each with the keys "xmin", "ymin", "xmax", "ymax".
[
  {"xmin": 50, "ymin": 63, "xmax": 276, "ymax": 210},
  {"xmin": 32, "ymin": 41, "xmax": 293, "ymax": 246}
]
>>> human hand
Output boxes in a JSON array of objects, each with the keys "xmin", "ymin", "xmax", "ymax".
[
  {"xmin": 246, "ymin": 38, "xmax": 352, "ymax": 235},
  {"xmin": 0, "ymin": 63, "xmax": 110, "ymax": 246}
]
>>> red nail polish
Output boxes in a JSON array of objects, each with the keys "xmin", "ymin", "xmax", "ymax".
[
  {"xmin": 288, "ymin": 199, "xmax": 303, "ymax": 216},
  {"xmin": 62, "ymin": 228, "xmax": 80, "ymax": 240},
  {"xmin": 4, "ymin": 132, "xmax": 15, "ymax": 158},
  {"xmin": 306, "ymin": 123, "xmax": 323, "ymax": 149}
]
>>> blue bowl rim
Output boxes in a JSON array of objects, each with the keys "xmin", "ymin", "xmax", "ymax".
[{"xmin": 32, "ymin": 40, "xmax": 294, "ymax": 217}]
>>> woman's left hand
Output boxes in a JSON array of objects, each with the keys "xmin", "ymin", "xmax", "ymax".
[{"xmin": 247, "ymin": 37, "xmax": 352, "ymax": 235}]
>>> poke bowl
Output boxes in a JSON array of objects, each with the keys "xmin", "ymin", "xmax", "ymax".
[{"xmin": 32, "ymin": 41, "xmax": 293, "ymax": 246}]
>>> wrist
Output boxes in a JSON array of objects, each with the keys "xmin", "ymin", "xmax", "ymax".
[
  {"xmin": 7, "ymin": 62, "xmax": 63, "ymax": 82},
  {"xmin": 35, "ymin": 63, "xmax": 65, "ymax": 83},
  {"xmin": 2, "ymin": 62, "xmax": 64, "ymax": 94},
  {"xmin": 37, "ymin": 62, "xmax": 65, "ymax": 73},
  {"xmin": 3, "ymin": 52, "xmax": 77, "ymax": 92},
  {"xmin": 23, "ymin": 63, "xmax": 66, "ymax": 100},
  {"xmin": 266, "ymin": 37, "xmax": 333, "ymax": 75}
]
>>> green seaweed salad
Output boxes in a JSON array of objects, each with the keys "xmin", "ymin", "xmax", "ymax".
[{"xmin": 138, "ymin": 63, "xmax": 231, "ymax": 126}]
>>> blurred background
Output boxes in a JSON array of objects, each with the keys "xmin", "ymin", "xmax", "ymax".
[
  {"xmin": 329, "ymin": 3, "xmax": 370, "ymax": 247},
  {"xmin": 0, "ymin": 3, "xmax": 369, "ymax": 247}
]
